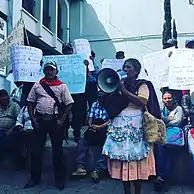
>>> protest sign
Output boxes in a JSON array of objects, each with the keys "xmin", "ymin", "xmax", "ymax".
[
  {"xmin": 102, "ymin": 59, "xmax": 124, "ymax": 71},
  {"xmin": 73, "ymin": 39, "xmax": 94, "ymax": 71},
  {"xmin": 0, "ymin": 19, "xmax": 24, "ymax": 68},
  {"xmin": 169, "ymin": 48, "xmax": 194, "ymax": 90},
  {"xmin": 42, "ymin": 54, "xmax": 86, "ymax": 94},
  {"xmin": 10, "ymin": 45, "xmax": 42, "ymax": 82},
  {"xmin": 143, "ymin": 47, "xmax": 174, "ymax": 89}
]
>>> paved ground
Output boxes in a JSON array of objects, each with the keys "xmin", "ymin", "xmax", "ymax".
[
  {"xmin": 0, "ymin": 128, "xmax": 194, "ymax": 193},
  {"xmin": 0, "ymin": 169, "xmax": 194, "ymax": 194}
]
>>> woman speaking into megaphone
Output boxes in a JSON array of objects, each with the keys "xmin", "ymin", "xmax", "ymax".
[{"xmin": 102, "ymin": 58, "xmax": 160, "ymax": 194}]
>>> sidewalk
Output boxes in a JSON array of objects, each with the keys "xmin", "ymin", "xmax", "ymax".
[
  {"xmin": 0, "ymin": 127, "xmax": 194, "ymax": 193},
  {"xmin": 0, "ymin": 169, "xmax": 194, "ymax": 194}
]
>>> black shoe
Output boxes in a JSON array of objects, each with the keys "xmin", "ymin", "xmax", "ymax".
[
  {"xmin": 154, "ymin": 178, "xmax": 165, "ymax": 192},
  {"xmin": 91, "ymin": 170, "xmax": 100, "ymax": 183},
  {"xmin": 24, "ymin": 179, "xmax": 40, "ymax": 189},
  {"xmin": 56, "ymin": 181, "xmax": 65, "ymax": 190}
]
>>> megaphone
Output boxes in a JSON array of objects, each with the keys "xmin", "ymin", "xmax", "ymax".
[{"xmin": 97, "ymin": 68, "xmax": 127, "ymax": 93}]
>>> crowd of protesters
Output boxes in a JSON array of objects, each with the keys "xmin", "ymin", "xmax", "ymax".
[{"xmin": 1, "ymin": 39, "xmax": 194, "ymax": 194}]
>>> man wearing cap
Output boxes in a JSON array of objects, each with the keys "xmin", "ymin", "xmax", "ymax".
[
  {"xmin": 115, "ymin": 51, "xmax": 125, "ymax": 59},
  {"xmin": 185, "ymin": 39, "xmax": 194, "ymax": 49},
  {"xmin": 24, "ymin": 61, "xmax": 74, "ymax": 190}
]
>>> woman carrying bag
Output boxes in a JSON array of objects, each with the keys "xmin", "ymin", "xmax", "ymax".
[{"xmin": 102, "ymin": 58, "xmax": 156, "ymax": 194}]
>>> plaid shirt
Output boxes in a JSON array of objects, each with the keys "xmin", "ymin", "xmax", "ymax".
[
  {"xmin": 0, "ymin": 101, "xmax": 21, "ymax": 132},
  {"xmin": 16, "ymin": 106, "xmax": 33, "ymax": 131},
  {"xmin": 27, "ymin": 83, "xmax": 74, "ymax": 115},
  {"xmin": 88, "ymin": 102, "xmax": 109, "ymax": 121}
]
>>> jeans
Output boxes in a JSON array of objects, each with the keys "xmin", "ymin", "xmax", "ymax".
[{"xmin": 76, "ymin": 137, "xmax": 107, "ymax": 172}]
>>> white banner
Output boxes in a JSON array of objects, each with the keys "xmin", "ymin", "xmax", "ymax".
[
  {"xmin": 102, "ymin": 59, "xmax": 124, "ymax": 71},
  {"xmin": 0, "ymin": 19, "xmax": 24, "ymax": 68},
  {"xmin": 143, "ymin": 47, "xmax": 174, "ymax": 89},
  {"xmin": 169, "ymin": 48, "xmax": 194, "ymax": 90},
  {"xmin": 10, "ymin": 45, "xmax": 42, "ymax": 82},
  {"xmin": 73, "ymin": 39, "xmax": 94, "ymax": 71}
]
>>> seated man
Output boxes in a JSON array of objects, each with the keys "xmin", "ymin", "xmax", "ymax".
[
  {"xmin": 15, "ymin": 105, "xmax": 33, "ymax": 133},
  {"xmin": 0, "ymin": 89, "xmax": 23, "ymax": 168},
  {"xmin": 14, "ymin": 105, "xmax": 34, "ymax": 167},
  {"xmin": 72, "ymin": 91, "xmax": 110, "ymax": 183}
]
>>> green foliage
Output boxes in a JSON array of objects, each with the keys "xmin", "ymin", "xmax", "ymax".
[
  {"xmin": 172, "ymin": 19, "xmax": 177, "ymax": 40},
  {"xmin": 163, "ymin": 0, "xmax": 172, "ymax": 49}
]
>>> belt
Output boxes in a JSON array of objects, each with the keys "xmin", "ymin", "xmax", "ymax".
[{"xmin": 35, "ymin": 112, "xmax": 59, "ymax": 121}]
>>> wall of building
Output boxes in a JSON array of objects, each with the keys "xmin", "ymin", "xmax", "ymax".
[
  {"xmin": 10, "ymin": 0, "xmax": 70, "ymax": 54},
  {"xmin": 0, "ymin": 0, "xmax": 8, "ymax": 15},
  {"xmin": 70, "ymin": 0, "xmax": 194, "ymax": 65},
  {"xmin": 0, "ymin": 0, "xmax": 72, "ymax": 92},
  {"xmin": 0, "ymin": 1, "xmax": 10, "ymax": 92}
]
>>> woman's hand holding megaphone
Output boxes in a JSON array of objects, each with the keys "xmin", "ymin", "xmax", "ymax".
[{"xmin": 119, "ymin": 81, "xmax": 128, "ymax": 94}]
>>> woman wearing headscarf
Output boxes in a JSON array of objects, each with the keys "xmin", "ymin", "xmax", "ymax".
[{"xmin": 102, "ymin": 58, "xmax": 156, "ymax": 194}]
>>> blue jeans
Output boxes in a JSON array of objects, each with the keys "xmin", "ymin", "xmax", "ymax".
[{"xmin": 76, "ymin": 137, "xmax": 107, "ymax": 172}]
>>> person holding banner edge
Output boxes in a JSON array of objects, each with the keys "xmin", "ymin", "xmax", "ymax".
[
  {"xmin": 85, "ymin": 51, "xmax": 99, "ymax": 109},
  {"xmin": 62, "ymin": 43, "xmax": 88, "ymax": 143},
  {"xmin": 25, "ymin": 61, "xmax": 74, "ymax": 190},
  {"xmin": 102, "ymin": 58, "xmax": 156, "ymax": 194}
]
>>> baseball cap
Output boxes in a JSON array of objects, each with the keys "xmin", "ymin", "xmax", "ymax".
[
  {"xmin": 43, "ymin": 61, "xmax": 57, "ymax": 70},
  {"xmin": 185, "ymin": 39, "xmax": 194, "ymax": 47},
  {"xmin": 166, "ymin": 39, "xmax": 177, "ymax": 46}
]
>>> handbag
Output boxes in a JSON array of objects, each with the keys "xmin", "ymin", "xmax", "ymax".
[
  {"xmin": 144, "ymin": 109, "xmax": 166, "ymax": 144},
  {"xmin": 166, "ymin": 127, "xmax": 185, "ymax": 147}
]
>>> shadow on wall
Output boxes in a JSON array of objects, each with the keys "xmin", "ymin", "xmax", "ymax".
[{"xmin": 71, "ymin": 1, "xmax": 116, "ymax": 65}]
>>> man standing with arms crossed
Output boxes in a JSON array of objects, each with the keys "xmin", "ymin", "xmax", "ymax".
[{"xmin": 24, "ymin": 61, "xmax": 74, "ymax": 190}]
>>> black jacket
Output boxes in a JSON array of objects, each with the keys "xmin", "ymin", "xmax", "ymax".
[
  {"xmin": 181, "ymin": 94, "xmax": 194, "ymax": 126},
  {"xmin": 103, "ymin": 79, "xmax": 161, "ymax": 119}
]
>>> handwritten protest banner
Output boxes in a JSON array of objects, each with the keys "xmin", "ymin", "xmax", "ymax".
[
  {"xmin": 169, "ymin": 48, "xmax": 194, "ymax": 90},
  {"xmin": 42, "ymin": 54, "xmax": 86, "ymax": 94},
  {"xmin": 143, "ymin": 47, "xmax": 174, "ymax": 89},
  {"xmin": 73, "ymin": 39, "xmax": 94, "ymax": 71},
  {"xmin": 0, "ymin": 19, "xmax": 24, "ymax": 68},
  {"xmin": 102, "ymin": 59, "xmax": 124, "ymax": 71},
  {"xmin": 10, "ymin": 45, "xmax": 42, "ymax": 82}
]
